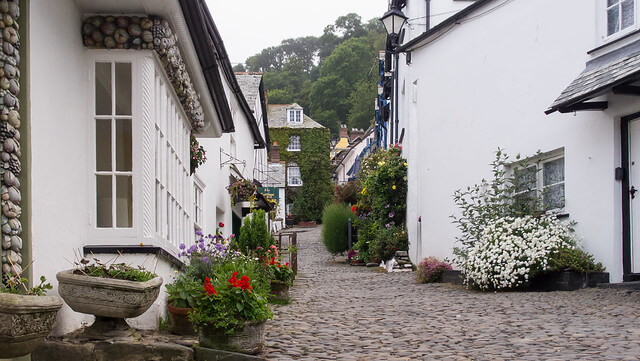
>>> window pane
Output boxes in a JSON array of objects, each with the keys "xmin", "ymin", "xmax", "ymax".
[
  {"xmin": 608, "ymin": 6, "xmax": 621, "ymax": 35},
  {"xmin": 95, "ymin": 63, "xmax": 112, "ymax": 115},
  {"xmin": 544, "ymin": 184, "xmax": 565, "ymax": 210},
  {"xmin": 115, "ymin": 63, "xmax": 132, "ymax": 115},
  {"xmin": 116, "ymin": 118, "xmax": 132, "ymax": 171},
  {"xmin": 543, "ymin": 158, "xmax": 564, "ymax": 186},
  {"xmin": 116, "ymin": 175, "xmax": 133, "ymax": 228},
  {"xmin": 515, "ymin": 166, "xmax": 536, "ymax": 193},
  {"xmin": 622, "ymin": 0, "xmax": 634, "ymax": 29},
  {"xmin": 608, "ymin": 0, "xmax": 619, "ymax": 7},
  {"xmin": 96, "ymin": 119, "xmax": 112, "ymax": 171},
  {"xmin": 96, "ymin": 175, "xmax": 113, "ymax": 228}
]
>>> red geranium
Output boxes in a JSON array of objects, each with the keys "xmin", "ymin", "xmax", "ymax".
[{"xmin": 204, "ymin": 277, "xmax": 217, "ymax": 296}]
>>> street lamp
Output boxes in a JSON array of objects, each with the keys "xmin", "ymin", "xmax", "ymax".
[
  {"xmin": 380, "ymin": 5, "xmax": 407, "ymax": 145},
  {"xmin": 381, "ymin": 7, "xmax": 408, "ymax": 41}
]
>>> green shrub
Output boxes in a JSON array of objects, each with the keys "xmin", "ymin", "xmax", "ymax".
[
  {"xmin": 236, "ymin": 210, "xmax": 273, "ymax": 254},
  {"xmin": 546, "ymin": 247, "xmax": 605, "ymax": 274},
  {"xmin": 369, "ymin": 225, "xmax": 408, "ymax": 262},
  {"xmin": 321, "ymin": 203, "xmax": 354, "ymax": 254}
]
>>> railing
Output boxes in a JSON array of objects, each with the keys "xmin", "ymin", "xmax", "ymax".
[{"xmin": 275, "ymin": 231, "xmax": 298, "ymax": 276}]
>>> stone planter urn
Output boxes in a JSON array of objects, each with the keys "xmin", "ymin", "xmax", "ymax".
[
  {"xmin": 0, "ymin": 293, "xmax": 63, "ymax": 358},
  {"xmin": 166, "ymin": 301, "xmax": 196, "ymax": 336},
  {"xmin": 56, "ymin": 270, "xmax": 162, "ymax": 338},
  {"xmin": 269, "ymin": 280, "xmax": 290, "ymax": 301},
  {"xmin": 198, "ymin": 321, "xmax": 266, "ymax": 355}
]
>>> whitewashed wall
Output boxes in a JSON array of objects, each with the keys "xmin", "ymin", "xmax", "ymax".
[{"xmin": 400, "ymin": 0, "xmax": 627, "ymax": 282}]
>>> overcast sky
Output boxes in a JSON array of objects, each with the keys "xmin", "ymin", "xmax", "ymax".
[{"xmin": 205, "ymin": 0, "xmax": 389, "ymax": 65}]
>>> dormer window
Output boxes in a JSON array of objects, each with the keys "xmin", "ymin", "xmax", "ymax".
[
  {"xmin": 288, "ymin": 109, "xmax": 302, "ymax": 123},
  {"xmin": 605, "ymin": 0, "xmax": 636, "ymax": 37}
]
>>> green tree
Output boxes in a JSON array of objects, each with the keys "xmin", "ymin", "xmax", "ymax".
[{"xmin": 347, "ymin": 79, "xmax": 376, "ymax": 130}]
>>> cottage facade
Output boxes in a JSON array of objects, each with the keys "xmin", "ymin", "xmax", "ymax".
[
  {"xmin": 9, "ymin": 0, "xmax": 266, "ymax": 334},
  {"xmin": 397, "ymin": 0, "xmax": 640, "ymax": 282}
]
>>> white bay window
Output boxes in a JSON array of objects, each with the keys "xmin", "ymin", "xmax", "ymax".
[{"xmin": 89, "ymin": 52, "xmax": 196, "ymax": 256}]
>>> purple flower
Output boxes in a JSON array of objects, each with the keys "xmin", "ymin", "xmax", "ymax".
[
  {"xmin": 188, "ymin": 245, "xmax": 197, "ymax": 253},
  {"xmin": 389, "ymin": 212, "xmax": 394, "ymax": 218},
  {"xmin": 198, "ymin": 242, "xmax": 205, "ymax": 249},
  {"xmin": 202, "ymin": 256, "xmax": 210, "ymax": 264},
  {"xmin": 385, "ymin": 223, "xmax": 392, "ymax": 229},
  {"xmin": 179, "ymin": 243, "xmax": 186, "ymax": 250},
  {"xmin": 385, "ymin": 204, "xmax": 390, "ymax": 209},
  {"xmin": 195, "ymin": 229, "xmax": 203, "ymax": 236}
]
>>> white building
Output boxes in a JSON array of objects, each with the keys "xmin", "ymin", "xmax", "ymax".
[
  {"xmin": 397, "ymin": 0, "xmax": 640, "ymax": 283},
  {"xmin": 9, "ymin": 0, "xmax": 265, "ymax": 335}
]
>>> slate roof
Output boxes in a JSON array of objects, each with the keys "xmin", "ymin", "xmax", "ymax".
[
  {"xmin": 267, "ymin": 103, "xmax": 325, "ymax": 129},
  {"xmin": 235, "ymin": 72, "xmax": 263, "ymax": 112},
  {"xmin": 546, "ymin": 39, "xmax": 640, "ymax": 114}
]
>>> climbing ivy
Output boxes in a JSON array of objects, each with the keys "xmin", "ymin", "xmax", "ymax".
[{"xmin": 269, "ymin": 127, "xmax": 333, "ymax": 222}]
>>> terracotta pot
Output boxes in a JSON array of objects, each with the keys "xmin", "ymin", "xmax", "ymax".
[
  {"xmin": 198, "ymin": 321, "xmax": 266, "ymax": 355},
  {"xmin": 269, "ymin": 280, "xmax": 290, "ymax": 301},
  {"xmin": 166, "ymin": 302, "xmax": 195, "ymax": 336},
  {"xmin": 0, "ymin": 293, "xmax": 62, "ymax": 358}
]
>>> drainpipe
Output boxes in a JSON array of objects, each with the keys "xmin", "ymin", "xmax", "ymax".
[
  {"xmin": 394, "ymin": 51, "xmax": 400, "ymax": 145},
  {"xmin": 426, "ymin": 0, "xmax": 431, "ymax": 30}
]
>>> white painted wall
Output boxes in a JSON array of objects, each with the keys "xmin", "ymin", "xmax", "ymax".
[
  {"xmin": 400, "ymin": 0, "xmax": 629, "ymax": 282},
  {"xmin": 28, "ymin": 0, "xmax": 234, "ymax": 334}
]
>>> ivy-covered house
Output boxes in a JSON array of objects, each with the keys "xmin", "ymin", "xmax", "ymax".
[{"xmin": 267, "ymin": 103, "xmax": 333, "ymax": 222}]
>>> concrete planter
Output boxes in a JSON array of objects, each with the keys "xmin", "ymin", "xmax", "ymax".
[
  {"xmin": 0, "ymin": 293, "xmax": 62, "ymax": 358},
  {"xmin": 530, "ymin": 271, "xmax": 610, "ymax": 291},
  {"xmin": 269, "ymin": 280, "xmax": 290, "ymax": 301},
  {"xmin": 166, "ymin": 302, "xmax": 196, "ymax": 336},
  {"xmin": 439, "ymin": 270, "xmax": 464, "ymax": 285},
  {"xmin": 57, "ymin": 269, "xmax": 163, "ymax": 319},
  {"xmin": 198, "ymin": 321, "xmax": 266, "ymax": 355}
]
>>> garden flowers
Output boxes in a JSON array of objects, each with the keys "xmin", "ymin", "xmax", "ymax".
[{"xmin": 463, "ymin": 215, "xmax": 575, "ymax": 290}]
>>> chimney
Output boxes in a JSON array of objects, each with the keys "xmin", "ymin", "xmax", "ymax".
[
  {"xmin": 339, "ymin": 124, "xmax": 348, "ymax": 138},
  {"xmin": 350, "ymin": 128, "xmax": 365, "ymax": 144},
  {"xmin": 270, "ymin": 141, "xmax": 280, "ymax": 163}
]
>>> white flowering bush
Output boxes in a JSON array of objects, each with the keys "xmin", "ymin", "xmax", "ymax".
[{"xmin": 463, "ymin": 215, "xmax": 575, "ymax": 290}]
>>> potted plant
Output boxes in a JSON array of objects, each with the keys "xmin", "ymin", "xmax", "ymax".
[
  {"xmin": 165, "ymin": 273, "xmax": 200, "ymax": 336},
  {"xmin": 263, "ymin": 245, "xmax": 294, "ymax": 301},
  {"xmin": 530, "ymin": 247, "xmax": 607, "ymax": 291},
  {"xmin": 189, "ymin": 270, "xmax": 272, "ymax": 354},
  {"xmin": 56, "ymin": 258, "xmax": 162, "ymax": 337},
  {"xmin": 190, "ymin": 133, "xmax": 207, "ymax": 174},
  {"xmin": 0, "ymin": 272, "xmax": 62, "ymax": 358},
  {"xmin": 226, "ymin": 179, "xmax": 257, "ymax": 206}
]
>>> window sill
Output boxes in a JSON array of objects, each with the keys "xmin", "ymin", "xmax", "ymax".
[
  {"xmin": 588, "ymin": 29, "xmax": 640, "ymax": 55},
  {"xmin": 83, "ymin": 245, "xmax": 183, "ymax": 268},
  {"xmin": 287, "ymin": 149, "xmax": 301, "ymax": 152}
]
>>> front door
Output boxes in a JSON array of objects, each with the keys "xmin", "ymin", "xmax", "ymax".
[{"xmin": 628, "ymin": 118, "xmax": 640, "ymax": 272}]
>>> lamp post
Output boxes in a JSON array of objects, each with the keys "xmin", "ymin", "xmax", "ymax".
[{"xmin": 380, "ymin": 5, "xmax": 407, "ymax": 146}]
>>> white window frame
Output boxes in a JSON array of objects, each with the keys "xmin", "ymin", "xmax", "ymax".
[
  {"xmin": 287, "ymin": 165, "xmax": 303, "ymax": 187},
  {"xmin": 512, "ymin": 149, "xmax": 566, "ymax": 212},
  {"xmin": 287, "ymin": 135, "xmax": 301, "ymax": 151},
  {"xmin": 287, "ymin": 109, "xmax": 302, "ymax": 124},
  {"xmin": 86, "ymin": 51, "xmax": 194, "ymax": 257},
  {"xmin": 193, "ymin": 175, "xmax": 205, "ymax": 231},
  {"xmin": 598, "ymin": 0, "xmax": 639, "ymax": 43}
]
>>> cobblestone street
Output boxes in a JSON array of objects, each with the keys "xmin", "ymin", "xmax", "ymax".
[{"xmin": 262, "ymin": 226, "xmax": 640, "ymax": 360}]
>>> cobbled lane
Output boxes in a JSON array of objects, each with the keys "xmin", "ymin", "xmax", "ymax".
[{"xmin": 262, "ymin": 226, "xmax": 640, "ymax": 360}]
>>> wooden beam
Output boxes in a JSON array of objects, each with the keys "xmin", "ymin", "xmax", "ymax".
[
  {"xmin": 613, "ymin": 85, "xmax": 640, "ymax": 95},
  {"xmin": 558, "ymin": 101, "xmax": 608, "ymax": 113}
]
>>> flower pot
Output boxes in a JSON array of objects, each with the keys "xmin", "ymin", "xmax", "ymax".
[
  {"xmin": 57, "ymin": 269, "xmax": 163, "ymax": 319},
  {"xmin": 166, "ymin": 302, "xmax": 196, "ymax": 336},
  {"xmin": 439, "ymin": 270, "xmax": 464, "ymax": 285},
  {"xmin": 198, "ymin": 321, "xmax": 266, "ymax": 355},
  {"xmin": 269, "ymin": 280, "xmax": 290, "ymax": 301},
  {"xmin": 0, "ymin": 293, "xmax": 63, "ymax": 358},
  {"xmin": 530, "ymin": 270, "xmax": 586, "ymax": 291},
  {"xmin": 57, "ymin": 269, "xmax": 162, "ymax": 338}
]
